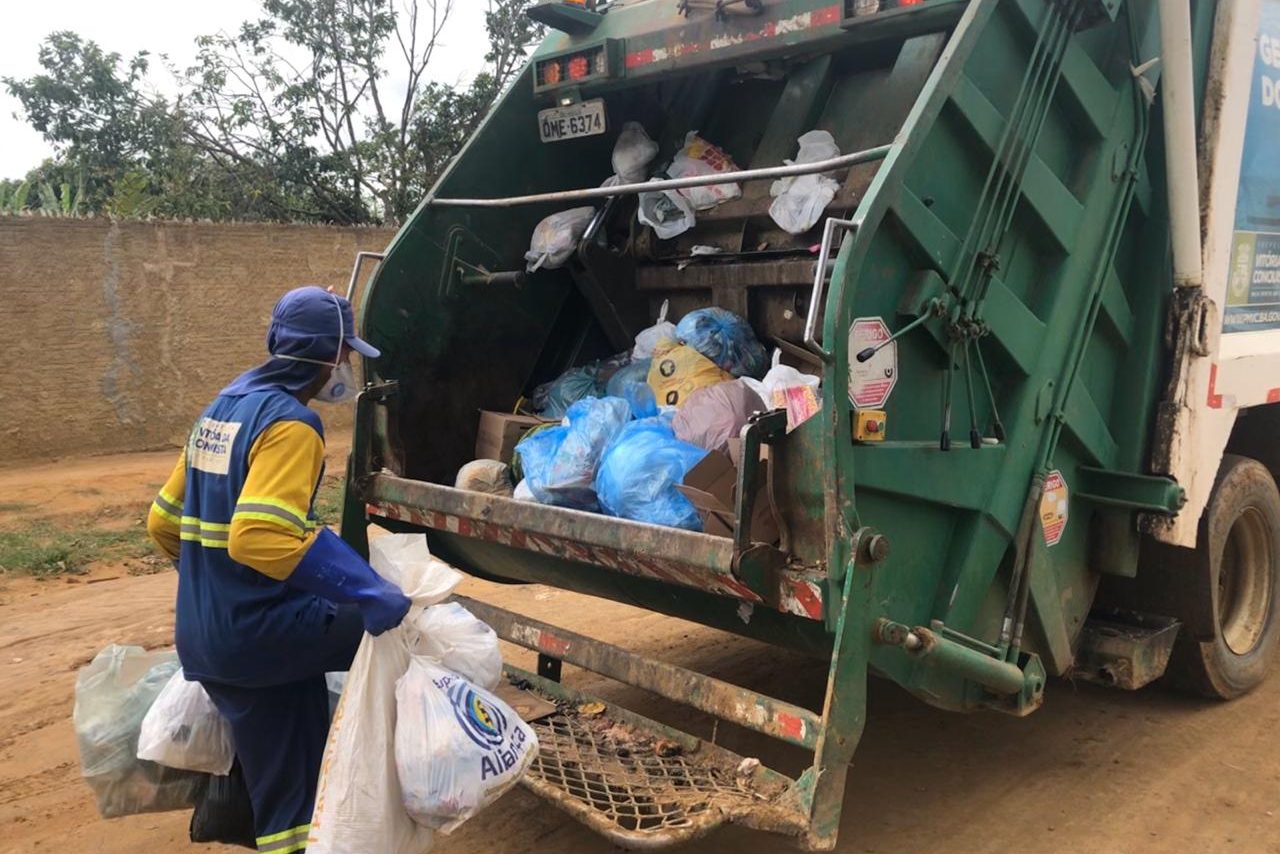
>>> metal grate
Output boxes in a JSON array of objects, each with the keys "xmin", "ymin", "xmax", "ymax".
[{"xmin": 523, "ymin": 708, "xmax": 775, "ymax": 843}]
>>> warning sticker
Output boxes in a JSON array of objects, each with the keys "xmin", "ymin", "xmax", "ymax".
[
  {"xmin": 1039, "ymin": 469, "xmax": 1069, "ymax": 547},
  {"xmin": 848, "ymin": 317, "xmax": 897, "ymax": 409}
]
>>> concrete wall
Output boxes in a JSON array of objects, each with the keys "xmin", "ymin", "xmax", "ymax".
[{"xmin": 0, "ymin": 217, "xmax": 397, "ymax": 464}]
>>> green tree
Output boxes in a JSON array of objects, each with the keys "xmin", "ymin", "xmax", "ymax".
[
  {"xmin": 183, "ymin": 0, "xmax": 541, "ymax": 223},
  {"xmin": 4, "ymin": 33, "xmax": 180, "ymax": 210},
  {"xmin": 184, "ymin": 0, "xmax": 466, "ymax": 223},
  {"xmin": 401, "ymin": 0, "xmax": 544, "ymax": 207},
  {"xmin": 5, "ymin": 1, "xmax": 542, "ymax": 223}
]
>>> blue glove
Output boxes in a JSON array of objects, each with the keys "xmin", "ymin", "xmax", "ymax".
[{"xmin": 288, "ymin": 527, "xmax": 412, "ymax": 636}]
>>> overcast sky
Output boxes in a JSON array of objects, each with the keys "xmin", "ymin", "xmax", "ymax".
[{"xmin": 0, "ymin": 0, "xmax": 491, "ymax": 180}]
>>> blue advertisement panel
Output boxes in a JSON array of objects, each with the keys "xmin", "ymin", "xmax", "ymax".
[{"xmin": 1225, "ymin": 0, "xmax": 1280, "ymax": 332}]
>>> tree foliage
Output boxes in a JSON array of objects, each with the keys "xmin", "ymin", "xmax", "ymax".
[{"xmin": 3, "ymin": 0, "xmax": 541, "ymax": 223}]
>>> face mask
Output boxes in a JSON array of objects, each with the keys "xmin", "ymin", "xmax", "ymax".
[
  {"xmin": 271, "ymin": 292, "xmax": 362, "ymax": 402},
  {"xmin": 314, "ymin": 362, "xmax": 357, "ymax": 404}
]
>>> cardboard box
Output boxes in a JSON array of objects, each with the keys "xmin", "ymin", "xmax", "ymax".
[
  {"xmin": 475, "ymin": 411, "xmax": 548, "ymax": 463},
  {"xmin": 676, "ymin": 443, "xmax": 780, "ymax": 543}
]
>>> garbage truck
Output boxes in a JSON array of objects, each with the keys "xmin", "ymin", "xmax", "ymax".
[{"xmin": 337, "ymin": 0, "xmax": 1280, "ymax": 847}]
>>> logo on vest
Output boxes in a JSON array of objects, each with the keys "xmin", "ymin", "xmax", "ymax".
[{"xmin": 188, "ymin": 418, "xmax": 242, "ymax": 475}]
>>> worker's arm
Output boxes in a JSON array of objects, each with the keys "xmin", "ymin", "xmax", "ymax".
[
  {"xmin": 234, "ymin": 419, "xmax": 411, "ymax": 634},
  {"xmin": 227, "ymin": 420, "xmax": 325, "ymax": 581},
  {"xmin": 146, "ymin": 451, "xmax": 187, "ymax": 561}
]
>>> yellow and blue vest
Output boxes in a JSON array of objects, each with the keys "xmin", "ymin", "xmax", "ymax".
[{"xmin": 171, "ymin": 390, "xmax": 327, "ymax": 686}]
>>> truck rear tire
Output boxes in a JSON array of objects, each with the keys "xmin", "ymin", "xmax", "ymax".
[{"xmin": 1167, "ymin": 454, "xmax": 1280, "ymax": 699}]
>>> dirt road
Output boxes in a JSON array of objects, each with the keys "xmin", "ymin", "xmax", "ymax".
[{"xmin": 2, "ymin": 449, "xmax": 1279, "ymax": 853}]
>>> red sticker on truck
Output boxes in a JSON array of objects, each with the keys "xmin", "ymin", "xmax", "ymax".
[
  {"xmin": 848, "ymin": 317, "xmax": 898, "ymax": 409},
  {"xmin": 1040, "ymin": 470, "xmax": 1069, "ymax": 546}
]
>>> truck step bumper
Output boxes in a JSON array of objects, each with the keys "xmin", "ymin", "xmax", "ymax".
[
  {"xmin": 458, "ymin": 593, "xmax": 865, "ymax": 850},
  {"xmin": 512, "ymin": 667, "xmax": 804, "ymax": 849}
]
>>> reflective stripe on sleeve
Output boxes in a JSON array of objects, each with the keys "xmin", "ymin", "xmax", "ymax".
[
  {"xmin": 150, "ymin": 497, "xmax": 182, "ymax": 526},
  {"xmin": 234, "ymin": 496, "xmax": 312, "ymax": 535}
]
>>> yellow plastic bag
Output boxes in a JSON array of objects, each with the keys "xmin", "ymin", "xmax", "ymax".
[{"xmin": 647, "ymin": 340, "xmax": 734, "ymax": 408}]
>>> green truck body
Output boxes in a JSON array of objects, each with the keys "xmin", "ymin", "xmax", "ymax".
[{"xmin": 339, "ymin": 0, "xmax": 1280, "ymax": 847}]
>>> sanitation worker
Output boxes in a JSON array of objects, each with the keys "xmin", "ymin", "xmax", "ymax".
[{"xmin": 146, "ymin": 285, "xmax": 411, "ymax": 853}]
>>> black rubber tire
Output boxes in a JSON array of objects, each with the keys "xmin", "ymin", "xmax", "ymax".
[{"xmin": 1166, "ymin": 454, "xmax": 1280, "ymax": 699}]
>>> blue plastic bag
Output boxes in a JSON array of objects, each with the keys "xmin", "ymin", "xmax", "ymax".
[
  {"xmin": 675, "ymin": 307, "xmax": 768, "ymax": 379},
  {"xmin": 604, "ymin": 360, "xmax": 658, "ymax": 419},
  {"xmin": 515, "ymin": 397, "xmax": 631, "ymax": 510},
  {"xmin": 528, "ymin": 365, "xmax": 605, "ymax": 420},
  {"xmin": 530, "ymin": 353, "xmax": 631, "ymax": 419},
  {"xmin": 596, "ymin": 420, "xmax": 708, "ymax": 531}
]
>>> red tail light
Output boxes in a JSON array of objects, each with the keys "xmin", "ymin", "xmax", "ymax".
[{"xmin": 568, "ymin": 56, "xmax": 591, "ymax": 80}]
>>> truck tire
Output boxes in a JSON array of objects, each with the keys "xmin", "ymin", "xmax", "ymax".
[{"xmin": 1167, "ymin": 454, "xmax": 1280, "ymax": 699}]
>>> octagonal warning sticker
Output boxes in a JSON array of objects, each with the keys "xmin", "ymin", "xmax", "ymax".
[
  {"xmin": 848, "ymin": 317, "xmax": 897, "ymax": 409},
  {"xmin": 1040, "ymin": 469, "xmax": 1069, "ymax": 547}
]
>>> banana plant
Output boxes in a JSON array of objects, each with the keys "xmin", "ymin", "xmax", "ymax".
[
  {"xmin": 31, "ymin": 172, "xmax": 87, "ymax": 217},
  {"xmin": 0, "ymin": 181, "xmax": 32, "ymax": 214},
  {"xmin": 36, "ymin": 181, "xmax": 59, "ymax": 214}
]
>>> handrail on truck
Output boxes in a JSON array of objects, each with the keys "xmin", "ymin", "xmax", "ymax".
[{"xmin": 424, "ymin": 144, "xmax": 894, "ymax": 208}]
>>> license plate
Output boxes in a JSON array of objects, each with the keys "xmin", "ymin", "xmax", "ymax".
[{"xmin": 538, "ymin": 99, "xmax": 607, "ymax": 143}]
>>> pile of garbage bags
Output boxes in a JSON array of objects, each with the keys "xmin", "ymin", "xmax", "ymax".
[
  {"xmin": 525, "ymin": 305, "xmax": 767, "ymax": 419},
  {"xmin": 451, "ymin": 299, "xmax": 826, "ymax": 531},
  {"xmin": 479, "ymin": 305, "xmax": 818, "ymax": 531}
]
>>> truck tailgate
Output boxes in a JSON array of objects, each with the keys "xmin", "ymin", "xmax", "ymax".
[{"xmin": 363, "ymin": 472, "xmax": 828, "ymax": 622}]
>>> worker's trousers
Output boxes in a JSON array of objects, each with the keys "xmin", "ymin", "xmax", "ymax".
[{"xmin": 201, "ymin": 604, "xmax": 363, "ymax": 853}]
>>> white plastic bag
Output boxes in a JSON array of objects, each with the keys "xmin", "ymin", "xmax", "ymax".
[
  {"xmin": 326, "ymin": 671, "xmax": 347, "ymax": 718},
  {"xmin": 394, "ymin": 658, "xmax": 536, "ymax": 833},
  {"xmin": 454, "ymin": 460, "xmax": 514, "ymax": 497},
  {"xmin": 769, "ymin": 130, "xmax": 841, "ymax": 234},
  {"xmin": 137, "ymin": 668, "xmax": 235, "ymax": 776},
  {"xmin": 524, "ymin": 206, "xmax": 595, "ymax": 272},
  {"xmin": 407, "ymin": 602, "xmax": 503, "ymax": 691},
  {"xmin": 309, "ymin": 534, "xmax": 464, "ymax": 854},
  {"xmin": 669, "ymin": 131, "xmax": 742, "ymax": 209},
  {"xmin": 632, "ymin": 299, "xmax": 678, "ymax": 360},
  {"xmin": 611, "ymin": 121, "xmax": 658, "ymax": 184},
  {"xmin": 638, "ymin": 181, "xmax": 696, "ymax": 240},
  {"xmin": 753, "ymin": 349, "xmax": 823, "ymax": 432},
  {"xmin": 74, "ymin": 645, "xmax": 206, "ymax": 818}
]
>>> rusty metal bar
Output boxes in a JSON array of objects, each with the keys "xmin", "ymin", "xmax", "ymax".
[
  {"xmin": 458, "ymin": 596, "xmax": 823, "ymax": 750},
  {"xmin": 426, "ymin": 144, "xmax": 892, "ymax": 208},
  {"xmin": 363, "ymin": 472, "xmax": 740, "ymax": 578}
]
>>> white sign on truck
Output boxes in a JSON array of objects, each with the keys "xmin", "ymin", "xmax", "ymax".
[{"xmin": 1156, "ymin": 0, "xmax": 1280, "ymax": 547}]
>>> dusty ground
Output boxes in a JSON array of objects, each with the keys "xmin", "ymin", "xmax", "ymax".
[{"xmin": 2, "ymin": 449, "xmax": 1280, "ymax": 853}]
